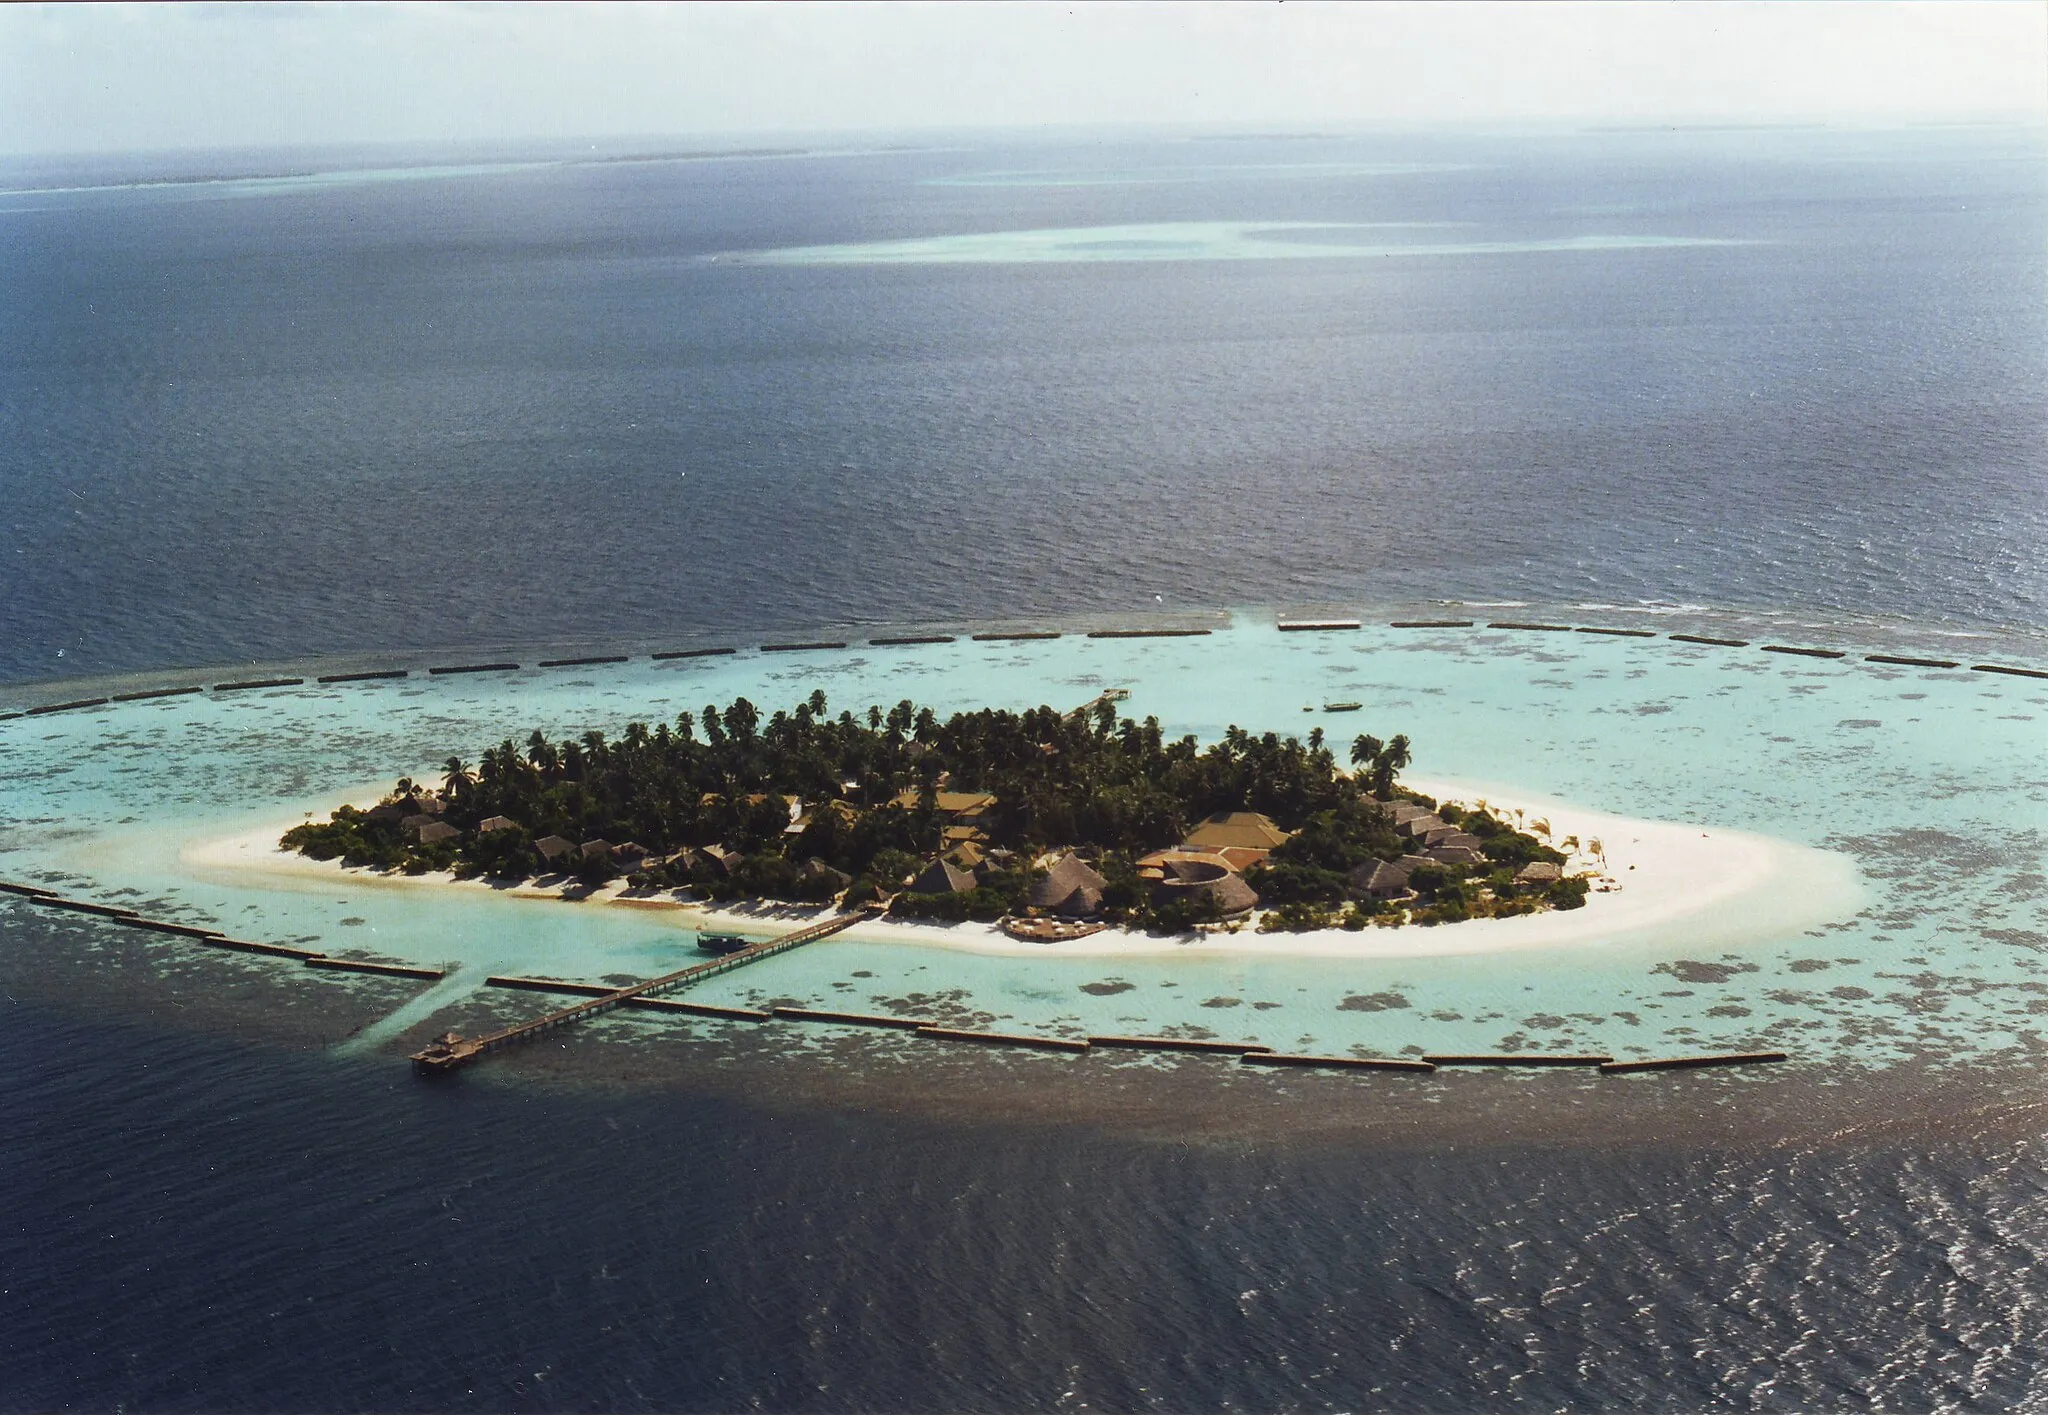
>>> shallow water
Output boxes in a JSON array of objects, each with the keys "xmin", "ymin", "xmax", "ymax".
[{"xmin": 4, "ymin": 608, "xmax": 2042, "ymax": 1074}]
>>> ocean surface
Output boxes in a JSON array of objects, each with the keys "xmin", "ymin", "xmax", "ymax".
[{"xmin": 3, "ymin": 126, "xmax": 2047, "ymax": 1412}]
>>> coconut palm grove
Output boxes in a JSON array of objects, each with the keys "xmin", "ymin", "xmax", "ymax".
[{"xmin": 281, "ymin": 693, "xmax": 1584, "ymax": 932}]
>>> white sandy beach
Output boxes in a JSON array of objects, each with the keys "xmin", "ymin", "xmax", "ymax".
[{"xmin": 176, "ymin": 774, "xmax": 1864, "ymax": 963}]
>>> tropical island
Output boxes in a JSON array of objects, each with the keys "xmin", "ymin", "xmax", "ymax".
[{"xmin": 280, "ymin": 693, "xmax": 1588, "ymax": 936}]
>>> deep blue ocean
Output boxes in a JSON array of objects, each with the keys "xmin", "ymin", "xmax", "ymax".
[{"xmin": 3, "ymin": 126, "xmax": 2047, "ymax": 1411}]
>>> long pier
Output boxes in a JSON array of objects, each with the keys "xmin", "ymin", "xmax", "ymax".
[{"xmin": 410, "ymin": 908, "xmax": 873, "ymax": 1074}]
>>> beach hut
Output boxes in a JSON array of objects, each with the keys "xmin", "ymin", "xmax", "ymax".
[
  {"xmin": 534, "ymin": 835, "xmax": 575, "ymax": 864},
  {"xmin": 414, "ymin": 820, "xmax": 459, "ymax": 845},
  {"xmin": 1380, "ymin": 801, "xmax": 1433, "ymax": 826},
  {"xmin": 801, "ymin": 857, "xmax": 852, "ymax": 893},
  {"xmin": 1349, "ymin": 857, "xmax": 1421, "ymax": 900},
  {"xmin": 1396, "ymin": 814, "xmax": 1447, "ymax": 841},
  {"xmin": 580, "ymin": 839, "xmax": 615, "ymax": 861},
  {"xmin": 907, "ymin": 858, "xmax": 978, "ymax": 895},
  {"xmin": 1027, "ymin": 854, "xmax": 1108, "ymax": 918},
  {"xmin": 1515, "ymin": 861, "xmax": 1564, "ymax": 887},
  {"xmin": 478, "ymin": 815, "xmax": 517, "ymax": 834},
  {"xmin": 613, "ymin": 842, "xmax": 651, "ymax": 865},
  {"xmin": 1425, "ymin": 844, "xmax": 1485, "ymax": 866}
]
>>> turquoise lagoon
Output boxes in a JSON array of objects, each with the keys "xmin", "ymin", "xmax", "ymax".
[{"xmin": 1, "ymin": 609, "xmax": 2043, "ymax": 1073}]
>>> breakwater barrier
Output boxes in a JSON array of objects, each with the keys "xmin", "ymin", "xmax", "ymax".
[
  {"xmin": 915, "ymin": 1026, "xmax": 1090, "ymax": 1053},
  {"xmin": 1278, "ymin": 620, "xmax": 1360, "ymax": 632},
  {"xmin": 0, "ymin": 881, "xmax": 57, "ymax": 899},
  {"xmin": 305, "ymin": 957, "xmax": 446, "ymax": 981},
  {"xmin": 870, "ymin": 635, "xmax": 955, "ymax": 647},
  {"xmin": 775, "ymin": 1006, "xmax": 927, "ymax": 1030},
  {"xmin": 25, "ymin": 698, "xmax": 109, "ymax": 715},
  {"xmin": 35, "ymin": 897, "xmax": 140, "ymax": 920},
  {"xmin": 1600, "ymin": 1051, "xmax": 1788, "ymax": 1073},
  {"xmin": 1488, "ymin": 621, "xmax": 1573, "ymax": 633},
  {"xmin": 1091, "ymin": 1034, "xmax": 1272, "ymax": 1055},
  {"xmin": 760, "ymin": 641, "xmax": 848, "ymax": 653},
  {"xmin": 1975, "ymin": 663, "xmax": 2048, "ymax": 680},
  {"xmin": 652, "ymin": 647, "xmax": 737, "ymax": 659},
  {"xmin": 213, "ymin": 678, "xmax": 304, "ymax": 692},
  {"xmin": 538, "ymin": 655, "xmax": 629, "ymax": 669},
  {"xmin": 112, "ymin": 687, "xmax": 204, "ymax": 702},
  {"xmin": 1577, "ymin": 626, "xmax": 1657, "ymax": 638},
  {"xmin": 1422, "ymin": 1053, "xmax": 1612, "ymax": 1067},
  {"xmin": 1390, "ymin": 619, "xmax": 1474, "ymax": 629},
  {"xmin": 1761, "ymin": 645, "xmax": 1845, "ymax": 660},
  {"xmin": 972, "ymin": 631, "xmax": 1061, "ymax": 642},
  {"xmin": 1242, "ymin": 1052, "xmax": 1436, "ymax": 1073},
  {"xmin": 1669, "ymin": 634, "xmax": 1749, "ymax": 647},
  {"xmin": 317, "ymin": 669, "xmax": 409, "ymax": 683},
  {"xmin": 1867, "ymin": 654, "xmax": 1959, "ymax": 670},
  {"xmin": 1087, "ymin": 628, "xmax": 1212, "ymax": 639},
  {"xmin": 429, "ymin": 662, "xmax": 521, "ymax": 675}
]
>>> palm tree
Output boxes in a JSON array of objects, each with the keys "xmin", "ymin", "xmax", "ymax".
[
  {"xmin": 442, "ymin": 757, "xmax": 473, "ymax": 804},
  {"xmin": 1350, "ymin": 733, "xmax": 1382, "ymax": 769}
]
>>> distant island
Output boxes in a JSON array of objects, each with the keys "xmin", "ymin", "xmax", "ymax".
[{"xmin": 281, "ymin": 693, "xmax": 1587, "ymax": 935}]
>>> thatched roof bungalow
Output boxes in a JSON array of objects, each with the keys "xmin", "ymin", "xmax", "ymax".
[
  {"xmin": 1028, "ymin": 854, "xmax": 1108, "ymax": 918},
  {"xmin": 478, "ymin": 815, "xmax": 518, "ymax": 835},
  {"xmin": 1348, "ymin": 856, "xmax": 1424, "ymax": 900},
  {"xmin": 907, "ymin": 858, "xmax": 978, "ymax": 896},
  {"xmin": 534, "ymin": 835, "xmax": 575, "ymax": 863},
  {"xmin": 1148, "ymin": 853, "xmax": 1258, "ymax": 918},
  {"xmin": 1181, "ymin": 811, "xmax": 1290, "ymax": 854}
]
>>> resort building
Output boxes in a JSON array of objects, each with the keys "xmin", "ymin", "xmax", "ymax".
[
  {"xmin": 1147, "ymin": 852, "xmax": 1259, "ymax": 917},
  {"xmin": 1027, "ymin": 853, "xmax": 1108, "ymax": 918},
  {"xmin": 907, "ymin": 858, "xmax": 978, "ymax": 896},
  {"xmin": 1349, "ymin": 856, "xmax": 1425, "ymax": 900},
  {"xmin": 534, "ymin": 835, "xmax": 575, "ymax": 864},
  {"xmin": 1516, "ymin": 861, "xmax": 1565, "ymax": 886},
  {"xmin": 1180, "ymin": 811, "xmax": 1291, "ymax": 857},
  {"xmin": 477, "ymin": 815, "xmax": 517, "ymax": 834}
]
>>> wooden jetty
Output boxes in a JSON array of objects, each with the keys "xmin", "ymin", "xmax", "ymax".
[{"xmin": 411, "ymin": 908, "xmax": 871, "ymax": 1074}]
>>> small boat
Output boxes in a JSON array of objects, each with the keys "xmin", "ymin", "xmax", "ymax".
[
  {"xmin": 696, "ymin": 932, "xmax": 753, "ymax": 954},
  {"xmin": 1323, "ymin": 701, "xmax": 1363, "ymax": 712}
]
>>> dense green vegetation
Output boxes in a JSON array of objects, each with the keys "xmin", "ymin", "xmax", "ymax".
[{"xmin": 281, "ymin": 692, "xmax": 1578, "ymax": 931}]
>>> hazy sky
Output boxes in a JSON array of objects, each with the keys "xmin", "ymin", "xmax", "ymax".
[{"xmin": 1, "ymin": 1, "xmax": 2042, "ymax": 156}]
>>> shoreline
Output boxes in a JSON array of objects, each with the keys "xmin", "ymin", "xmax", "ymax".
[{"xmin": 176, "ymin": 774, "xmax": 1863, "ymax": 964}]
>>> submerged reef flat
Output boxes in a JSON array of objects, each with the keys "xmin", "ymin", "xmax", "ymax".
[{"xmin": 1, "ymin": 611, "xmax": 2043, "ymax": 1098}]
